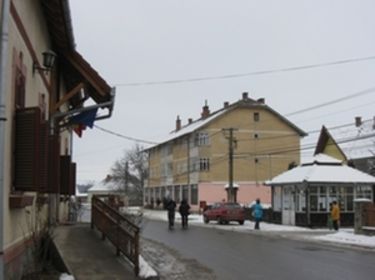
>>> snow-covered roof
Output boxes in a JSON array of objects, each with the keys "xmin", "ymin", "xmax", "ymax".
[
  {"xmin": 325, "ymin": 119, "xmax": 375, "ymax": 159},
  {"xmin": 146, "ymin": 97, "xmax": 306, "ymax": 150},
  {"xmin": 88, "ymin": 180, "xmax": 119, "ymax": 193},
  {"xmin": 148, "ymin": 109, "xmax": 228, "ymax": 149},
  {"xmin": 266, "ymin": 154, "xmax": 375, "ymax": 185},
  {"xmin": 301, "ymin": 153, "xmax": 342, "ymax": 165}
]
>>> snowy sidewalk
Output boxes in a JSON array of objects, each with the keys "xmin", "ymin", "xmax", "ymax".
[
  {"xmin": 143, "ymin": 209, "xmax": 375, "ymax": 250},
  {"xmin": 54, "ymin": 224, "xmax": 140, "ymax": 280}
]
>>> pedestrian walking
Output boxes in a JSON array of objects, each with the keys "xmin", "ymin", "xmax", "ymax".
[
  {"xmin": 165, "ymin": 198, "xmax": 177, "ymax": 230},
  {"xmin": 252, "ymin": 199, "xmax": 263, "ymax": 230},
  {"xmin": 179, "ymin": 199, "xmax": 191, "ymax": 229},
  {"xmin": 331, "ymin": 200, "xmax": 340, "ymax": 231},
  {"xmin": 327, "ymin": 202, "xmax": 333, "ymax": 230}
]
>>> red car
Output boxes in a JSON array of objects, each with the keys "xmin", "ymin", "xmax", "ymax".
[{"xmin": 203, "ymin": 202, "xmax": 245, "ymax": 225}]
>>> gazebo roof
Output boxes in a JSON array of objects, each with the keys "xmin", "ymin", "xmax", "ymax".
[
  {"xmin": 88, "ymin": 181, "xmax": 119, "ymax": 192},
  {"xmin": 266, "ymin": 154, "xmax": 375, "ymax": 185}
]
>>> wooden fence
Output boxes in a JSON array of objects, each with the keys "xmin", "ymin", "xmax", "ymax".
[{"xmin": 91, "ymin": 195, "xmax": 140, "ymax": 275}]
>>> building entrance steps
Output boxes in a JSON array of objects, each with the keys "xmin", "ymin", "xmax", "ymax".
[{"xmin": 54, "ymin": 223, "xmax": 139, "ymax": 280}]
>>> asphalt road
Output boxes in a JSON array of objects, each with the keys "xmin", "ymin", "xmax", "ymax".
[{"xmin": 141, "ymin": 219, "xmax": 375, "ymax": 280}]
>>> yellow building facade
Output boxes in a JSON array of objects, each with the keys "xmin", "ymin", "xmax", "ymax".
[{"xmin": 145, "ymin": 93, "xmax": 306, "ymax": 210}]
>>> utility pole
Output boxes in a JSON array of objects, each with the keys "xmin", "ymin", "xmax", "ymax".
[{"xmin": 222, "ymin": 128, "xmax": 238, "ymax": 202}]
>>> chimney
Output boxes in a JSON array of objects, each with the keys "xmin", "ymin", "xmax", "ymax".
[
  {"xmin": 188, "ymin": 118, "xmax": 193, "ymax": 124},
  {"xmin": 355, "ymin": 116, "xmax": 362, "ymax": 127},
  {"xmin": 223, "ymin": 101, "xmax": 229, "ymax": 108},
  {"xmin": 176, "ymin": 115, "xmax": 181, "ymax": 131},
  {"xmin": 242, "ymin": 92, "xmax": 249, "ymax": 100},
  {"xmin": 257, "ymin": 98, "xmax": 265, "ymax": 104},
  {"xmin": 201, "ymin": 100, "xmax": 210, "ymax": 118}
]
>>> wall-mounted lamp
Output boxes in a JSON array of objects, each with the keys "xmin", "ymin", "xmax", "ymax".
[{"xmin": 33, "ymin": 50, "xmax": 57, "ymax": 75}]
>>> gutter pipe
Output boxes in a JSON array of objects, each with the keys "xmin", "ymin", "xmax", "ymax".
[{"xmin": 0, "ymin": 0, "xmax": 11, "ymax": 274}]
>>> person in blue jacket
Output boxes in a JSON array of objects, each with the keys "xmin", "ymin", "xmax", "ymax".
[{"xmin": 252, "ymin": 198, "xmax": 263, "ymax": 230}]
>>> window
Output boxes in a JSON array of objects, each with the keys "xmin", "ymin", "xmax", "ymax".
[
  {"xmin": 196, "ymin": 132, "xmax": 209, "ymax": 146},
  {"xmin": 253, "ymin": 112, "xmax": 260, "ymax": 122},
  {"xmin": 309, "ymin": 185, "xmax": 357, "ymax": 213},
  {"xmin": 161, "ymin": 144, "xmax": 172, "ymax": 156},
  {"xmin": 190, "ymin": 184, "xmax": 198, "ymax": 205},
  {"xmin": 174, "ymin": 185, "xmax": 181, "ymax": 203},
  {"xmin": 273, "ymin": 187, "xmax": 282, "ymax": 211},
  {"xmin": 296, "ymin": 189, "xmax": 306, "ymax": 212},
  {"xmin": 254, "ymin": 133, "xmax": 259, "ymax": 139},
  {"xmin": 199, "ymin": 158, "xmax": 210, "ymax": 171},
  {"xmin": 182, "ymin": 185, "xmax": 189, "ymax": 201},
  {"xmin": 356, "ymin": 185, "xmax": 372, "ymax": 200}
]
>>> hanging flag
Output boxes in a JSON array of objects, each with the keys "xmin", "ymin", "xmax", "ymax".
[
  {"xmin": 69, "ymin": 108, "xmax": 98, "ymax": 128},
  {"xmin": 72, "ymin": 123, "xmax": 86, "ymax": 137}
]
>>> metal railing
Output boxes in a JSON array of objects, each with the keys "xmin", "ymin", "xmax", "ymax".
[{"xmin": 91, "ymin": 195, "xmax": 140, "ymax": 275}]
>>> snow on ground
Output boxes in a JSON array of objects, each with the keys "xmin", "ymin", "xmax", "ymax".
[
  {"xmin": 313, "ymin": 229, "xmax": 375, "ymax": 248},
  {"xmin": 59, "ymin": 273, "xmax": 75, "ymax": 280},
  {"xmin": 139, "ymin": 255, "xmax": 158, "ymax": 279},
  {"xmin": 78, "ymin": 205, "xmax": 375, "ymax": 279},
  {"xmin": 82, "ymin": 205, "xmax": 375, "ymax": 248},
  {"xmin": 143, "ymin": 209, "xmax": 375, "ymax": 249}
]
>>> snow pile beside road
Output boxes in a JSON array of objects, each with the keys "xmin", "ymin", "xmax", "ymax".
[
  {"xmin": 313, "ymin": 230, "xmax": 375, "ymax": 248},
  {"xmin": 139, "ymin": 255, "xmax": 158, "ymax": 279},
  {"xmin": 60, "ymin": 273, "xmax": 75, "ymax": 280},
  {"xmin": 143, "ymin": 209, "xmax": 375, "ymax": 249}
]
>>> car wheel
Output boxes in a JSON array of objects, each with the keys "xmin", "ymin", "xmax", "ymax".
[
  {"xmin": 204, "ymin": 216, "xmax": 209, "ymax": 224},
  {"xmin": 218, "ymin": 217, "xmax": 224, "ymax": 224},
  {"xmin": 239, "ymin": 220, "xmax": 244, "ymax": 225}
]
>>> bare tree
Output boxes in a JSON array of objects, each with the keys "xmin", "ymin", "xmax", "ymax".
[{"xmin": 110, "ymin": 144, "xmax": 148, "ymax": 205}]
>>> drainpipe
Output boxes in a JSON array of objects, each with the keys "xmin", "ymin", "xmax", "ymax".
[
  {"xmin": 48, "ymin": 87, "xmax": 116, "ymax": 225},
  {"xmin": 0, "ymin": 0, "xmax": 10, "ymax": 274}
]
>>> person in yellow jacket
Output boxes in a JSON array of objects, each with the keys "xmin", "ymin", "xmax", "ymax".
[{"xmin": 331, "ymin": 201, "xmax": 340, "ymax": 231}]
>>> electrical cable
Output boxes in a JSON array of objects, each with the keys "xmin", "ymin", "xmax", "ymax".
[{"xmin": 113, "ymin": 55, "xmax": 375, "ymax": 87}]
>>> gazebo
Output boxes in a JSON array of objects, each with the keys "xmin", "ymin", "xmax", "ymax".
[
  {"xmin": 87, "ymin": 180, "xmax": 120, "ymax": 202},
  {"xmin": 265, "ymin": 154, "xmax": 375, "ymax": 227}
]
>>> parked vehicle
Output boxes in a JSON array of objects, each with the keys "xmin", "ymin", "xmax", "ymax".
[{"xmin": 203, "ymin": 202, "xmax": 245, "ymax": 225}]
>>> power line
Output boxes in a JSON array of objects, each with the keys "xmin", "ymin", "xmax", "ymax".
[
  {"xmin": 93, "ymin": 87, "xmax": 375, "ymax": 146},
  {"xmin": 113, "ymin": 55, "xmax": 375, "ymax": 87},
  {"xmin": 94, "ymin": 125, "xmax": 158, "ymax": 145},
  {"xmin": 285, "ymin": 87, "xmax": 375, "ymax": 117}
]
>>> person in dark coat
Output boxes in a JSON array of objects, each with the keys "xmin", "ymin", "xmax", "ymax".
[
  {"xmin": 165, "ymin": 198, "xmax": 177, "ymax": 230},
  {"xmin": 179, "ymin": 199, "xmax": 191, "ymax": 229}
]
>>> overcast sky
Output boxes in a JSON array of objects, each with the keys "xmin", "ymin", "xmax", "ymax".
[{"xmin": 69, "ymin": 0, "xmax": 375, "ymax": 184}]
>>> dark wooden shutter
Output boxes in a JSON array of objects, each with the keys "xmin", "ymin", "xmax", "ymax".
[
  {"xmin": 14, "ymin": 107, "xmax": 41, "ymax": 191},
  {"xmin": 69, "ymin": 162, "xmax": 76, "ymax": 195},
  {"xmin": 60, "ymin": 155, "xmax": 71, "ymax": 195},
  {"xmin": 39, "ymin": 122, "xmax": 49, "ymax": 192},
  {"xmin": 47, "ymin": 135, "xmax": 60, "ymax": 193}
]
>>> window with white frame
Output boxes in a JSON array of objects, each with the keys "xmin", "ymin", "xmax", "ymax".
[
  {"xmin": 196, "ymin": 132, "xmax": 210, "ymax": 146},
  {"xmin": 355, "ymin": 185, "xmax": 372, "ymax": 200},
  {"xmin": 199, "ymin": 158, "xmax": 210, "ymax": 171},
  {"xmin": 309, "ymin": 185, "xmax": 357, "ymax": 213},
  {"xmin": 273, "ymin": 186, "xmax": 282, "ymax": 211}
]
